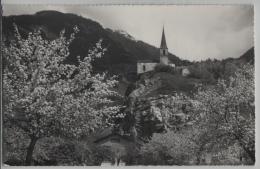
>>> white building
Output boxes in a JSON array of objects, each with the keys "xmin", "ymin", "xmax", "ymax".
[
  {"xmin": 137, "ymin": 27, "xmax": 172, "ymax": 74},
  {"xmin": 182, "ymin": 68, "xmax": 190, "ymax": 77},
  {"xmin": 137, "ymin": 60, "xmax": 157, "ymax": 74}
]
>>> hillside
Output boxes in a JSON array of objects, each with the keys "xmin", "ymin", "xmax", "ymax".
[
  {"xmin": 121, "ymin": 47, "xmax": 254, "ymax": 137},
  {"xmin": 230, "ymin": 47, "xmax": 254, "ymax": 64},
  {"xmin": 2, "ymin": 10, "xmax": 190, "ymax": 81},
  {"xmin": 126, "ymin": 46, "xmax": 255, "ymax": 98}
]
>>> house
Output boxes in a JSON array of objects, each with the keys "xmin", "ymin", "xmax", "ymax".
[
  {"xmin": 169, "ymin": 63, "xmax": 176, "ymax": 67},
  {"xmin": 93, "ymin": 128, "xmax": 135, "ymax": 166},
  {"xmin": 137, "ymin": 27, "xmax": 172, "ymax": 74}
]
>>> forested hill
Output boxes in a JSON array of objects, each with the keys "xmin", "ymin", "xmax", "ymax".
[
  {"xmin": 2, "ymin": 10, "xmax": 190, "ymax": 79},
  {"xmin": 224, "ymin": 47, "xmax": 254, "ymax": 64}
]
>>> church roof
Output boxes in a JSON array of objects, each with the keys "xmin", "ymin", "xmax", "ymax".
[{"xmin": 160, "ymin": 27, "xmax": 168, "ymax": 49}]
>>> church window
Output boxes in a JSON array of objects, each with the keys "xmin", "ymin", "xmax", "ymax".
[
  {"xmin": 143, "ymin": 65, "xmax": 146, "ymax": 71},
  {"xmin": 163, "ymin": 50, "xmax": 166, "ymax": 55}
]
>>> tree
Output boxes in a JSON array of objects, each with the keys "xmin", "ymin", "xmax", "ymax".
[
  {"xmin": 3, "ymin": 25, "xmax": 122, "ymax": 165},
  {"xmin": 138, "ymin": 130, "xmax": 197, "ymax": 165},
  {"xmin": 138, "ymin": 64, "xmax": 254, "ymax": 165},
  {"xmin": 191, "ymin": 64, "xmax": 255, "ymax": 164}
]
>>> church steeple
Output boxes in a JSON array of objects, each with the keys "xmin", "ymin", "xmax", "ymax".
[
  {"xmin": 160, "ymin": 27, "xmax": 168, "ymax": 49},
  {"xmin": 160, "ymin": 27, "xmax": 169, "ymax": 65}
]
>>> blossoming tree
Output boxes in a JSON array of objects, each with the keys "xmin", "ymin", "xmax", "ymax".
[
  {"xmin": 137, "ymin": 64, "xmax": 254, "ymax": 165},
  {"xmin": 192, "ymin": 64, "xmax": 255, "ymax": 164},
  {"xmin": 3, "ymin": 25, "xmax": 122, "ymax": 165}
]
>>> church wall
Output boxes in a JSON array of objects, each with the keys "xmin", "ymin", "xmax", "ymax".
[
  {"xmin": 137, "ymin": 62, "xmax": 157, "ymax": 74},
  {"xmin": 160, "ymin": 56, "xmax": 169, "ymax": 65}
]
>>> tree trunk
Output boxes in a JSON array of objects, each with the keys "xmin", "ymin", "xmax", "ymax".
[
  {"xmin": 196, "ymin": 145, "xmax": 204, "ymax": 165},
  {"xmin": 117, "ymin": 158, "xmax": 120, "ymax": 166},
  {"xmin": 25, "ymin": 136, "xmax": 38, "ymax": 166}
]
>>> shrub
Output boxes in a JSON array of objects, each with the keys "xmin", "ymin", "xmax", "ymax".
[
  {"xmin": 33, "ymin": 138, "xmax": 103, "ymax": 166},
  {"xmin": 138, "ymin": 130, "xmax": 197, "ymax": 165},
  {"xmin": 154, "ymin": 64, "xmax": 176, "ymax": 74}
]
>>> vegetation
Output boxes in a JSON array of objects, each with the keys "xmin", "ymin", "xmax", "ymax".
[
  {"xmin": 137, "ymin": 64, "xmax": 254, "ymax": 165},
  {"xmin": 138, "ymin": 130, "xmax": 196, "ymax": 165},
  {"xmin": 3, "ymin": 25, "xmax": 123, "ymax": 165},
  {"xmin": 2, "ymin": 22, "xmax": 254, "ymax": 165},
  {"xmin": 154, "ymin": 64, "xmax": 176, "ymax": 74},
  {"xmin": 186, "ymin": 52, "xmax": 254, "ymax": 84}
]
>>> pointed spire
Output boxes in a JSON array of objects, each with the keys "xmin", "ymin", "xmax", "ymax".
[{"xmin": 160, "ymin": 26, "xmax": 168, "ymax": 49}]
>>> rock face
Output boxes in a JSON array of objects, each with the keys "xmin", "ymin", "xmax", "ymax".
[
  {"xmin": 132, "ymin": 96, "xmax": 168, "ymax": 139},
  {"xmin": 129, "ymin": 75, "xmax": 162, "ymax": 99},
  {"xmin": 122, "ymin": 71, "xmax": 195, "ymax": 140},
  {"xmin": 123, "ymin": 73, "xmax": 170, "ymax": 139}
]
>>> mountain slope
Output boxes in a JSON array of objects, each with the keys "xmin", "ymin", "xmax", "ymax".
[
  {"xmin": 237, "ymin": 47, "xmax": 254, "ymax": 64},
  {"xmin": 2, "ymin": 10, "xmax": 190, "ymax": 80}
]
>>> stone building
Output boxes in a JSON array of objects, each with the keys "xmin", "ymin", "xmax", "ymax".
[{"xmin": 137, "ymin": 27, "xmax": 175, "ymax": 74}]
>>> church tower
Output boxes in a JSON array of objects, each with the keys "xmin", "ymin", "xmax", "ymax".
[{"xmin": 160, "ymin": 27, "xmax": 169, "ymax": 65}]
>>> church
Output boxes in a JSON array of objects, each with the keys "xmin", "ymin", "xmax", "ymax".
[{"xmin": 137, "ymin": 27, "xmax": 175, "ymax": 74}]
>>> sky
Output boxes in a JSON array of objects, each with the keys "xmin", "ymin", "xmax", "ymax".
[{"xmin": 3, "ymin": 5, "xmax": 254, "ymax": 61}]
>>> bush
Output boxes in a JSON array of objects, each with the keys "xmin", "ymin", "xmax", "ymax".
[
  {"xmin": 3, "ymin": 126, "xmax": 29, "ymax": 165},
  {"xmin": 187, "ymin": 64, "xmax": 215, "ymax": 83},
  {"xmin": 154, "ymin": 64, "xmax": 176, "ymax": 74},
  {"xmin": 34, "ymin": 138, "xmax": 103, "ymax": 166},
  {"xmin": 138, "ymin": 130, "xmax": 197, "ymax": 165}
]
